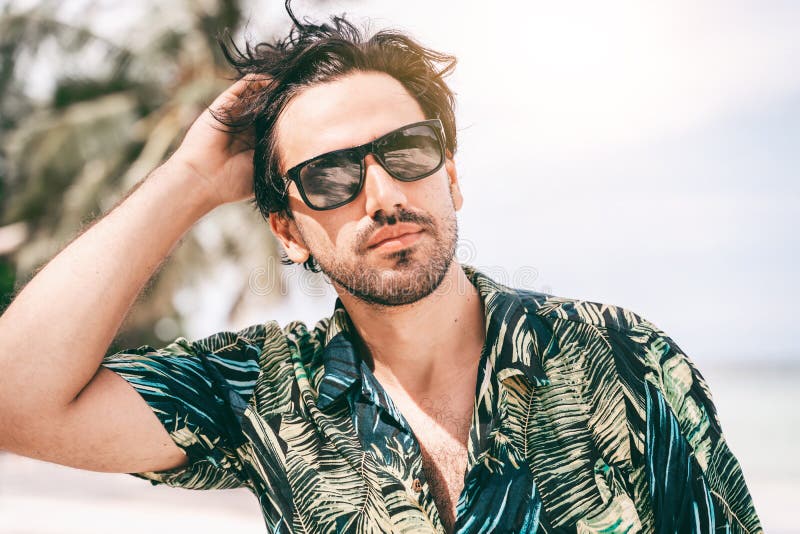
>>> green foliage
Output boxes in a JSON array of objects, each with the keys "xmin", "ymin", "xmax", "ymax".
[
  {"xmin": 0, "ymin": 0, "xmax": 288, "ymax": 346},
  {"xmin": 53, "ymin": 74, "xmax": 139, "ymax": 109},
  {"xmin": 0, "ymin": 258, "xmax": 14, "ymax": 314}
]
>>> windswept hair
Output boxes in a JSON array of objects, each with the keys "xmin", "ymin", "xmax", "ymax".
[{"xmin": 211, "ymin": 1, "xmax": 458, "ymax": 271}]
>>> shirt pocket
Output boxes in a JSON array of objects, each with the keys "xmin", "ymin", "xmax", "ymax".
[{"xmin": 575, "ymin": 458, "xmax": 642, "ymax": 534}]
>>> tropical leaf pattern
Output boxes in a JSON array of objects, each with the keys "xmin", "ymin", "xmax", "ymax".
[{"xmin": 101, "ymin": 264, "xmax": 762, "ymax": 533}]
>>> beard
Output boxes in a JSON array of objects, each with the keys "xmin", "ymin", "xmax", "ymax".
[{"xmin": 312, "ymin": 207, "xmax": 459, "ymax": 307}]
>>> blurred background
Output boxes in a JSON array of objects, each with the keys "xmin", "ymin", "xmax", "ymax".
[{"xmin": 0, "ymin": 0, "xmax": 797, "ymax": 532}]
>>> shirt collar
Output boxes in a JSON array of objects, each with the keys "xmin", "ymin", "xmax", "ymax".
[
  {"xmin": 315, "ymin": 264, "xmax": 552, "ymax": 410},
  {"xmin": 314, "ymin": 299, "xmax": 361, "ymax": 409}
]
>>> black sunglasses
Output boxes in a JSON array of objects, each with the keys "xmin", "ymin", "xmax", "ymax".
[{"xmin": 282, "ymin": 119, "xmax": 446, "ymax": 211}]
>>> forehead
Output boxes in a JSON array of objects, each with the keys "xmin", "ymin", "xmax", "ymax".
[{"xmin": 275, "ymin": 71, "xmax": 427, "ymax": 171}]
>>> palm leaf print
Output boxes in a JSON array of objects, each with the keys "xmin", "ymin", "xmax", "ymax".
[{"xmin": 100, "ymin": 265, "xmax": 762, "ymax": 532}]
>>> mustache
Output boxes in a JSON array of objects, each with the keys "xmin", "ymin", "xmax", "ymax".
[{"xmin": 357, "ymin": 208, "xmax": 435, "ymax": 250}]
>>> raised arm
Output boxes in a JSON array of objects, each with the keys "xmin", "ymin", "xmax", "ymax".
[{"xmin": 0, "ymin": 76, "xmax": 264, "ymax": 474}]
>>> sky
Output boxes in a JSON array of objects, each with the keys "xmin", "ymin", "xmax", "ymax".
[{"xmin": 220, "ymin": 0, "xmax": 800, "ymax": 364}]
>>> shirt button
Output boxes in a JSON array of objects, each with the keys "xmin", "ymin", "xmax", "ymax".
[{"xmin": 412, "ymin": 478, "xmax": 423, "ymax": 492}]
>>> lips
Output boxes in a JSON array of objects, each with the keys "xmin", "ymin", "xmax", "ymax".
[{"xmin": 366, "ymin": 223, "xmax": 424, "ymax": 249}]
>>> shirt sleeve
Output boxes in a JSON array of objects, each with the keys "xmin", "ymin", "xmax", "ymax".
[
  {"xmin": 100, "ymin": 324, "xmax": 265, "ymax": 490},
  {"xmin": 623, "ymin": 317, "xmax": 763, "ymax": 533}
]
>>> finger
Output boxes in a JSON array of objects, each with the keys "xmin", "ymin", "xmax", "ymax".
[
  {"xmin": 227, "ymin": 124, "xmax": 257, "ymax": 153},
  {"xmin": 212, "ymin": 74, "xmax": 272, "ymax": 111}
]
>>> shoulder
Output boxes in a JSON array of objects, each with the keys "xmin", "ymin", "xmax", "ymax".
[
  {"xmin": 513, "ymin": 287, "xmax": 653, "ymax": 336},
  {"xmin": 193, "ymin": 316, "xmax": 332, "ymax": 372},
  {"xmin": 510, "ymin": 286, "xmax": 677, "ymax": 382},
  {"xmin": 226, "ymin": 315, "xmax": 336, "ymax": 414},
  {"xmin": 512, "ymin": 286, "xmax": 718, "ymax": 436}
]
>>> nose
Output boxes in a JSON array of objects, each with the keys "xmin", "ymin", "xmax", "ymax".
[{"xmin": 362, "ymin": 153, "xmax": 408, "ymax": 219}]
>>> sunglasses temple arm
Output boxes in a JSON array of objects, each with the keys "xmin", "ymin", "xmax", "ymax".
[{"xmin": 271, "ymin": 176, "xmax": 291, "ymax": 199}]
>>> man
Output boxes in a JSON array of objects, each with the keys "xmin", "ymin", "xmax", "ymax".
[{"xmin": 0, "ymin": 8, "xmax": 762, "ymax": 534}]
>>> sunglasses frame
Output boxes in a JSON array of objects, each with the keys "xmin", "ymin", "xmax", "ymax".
[{"xmin": 282, "ymin": 118, "xmax": 446, "ymax": 211}]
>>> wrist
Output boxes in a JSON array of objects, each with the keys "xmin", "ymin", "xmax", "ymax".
[{"xmin": 157, "ymin": 156, "xmax": 222, "ymax": 215}]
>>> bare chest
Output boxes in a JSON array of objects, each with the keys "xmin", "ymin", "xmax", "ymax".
[{"xmin": 395, "ymin": 397, "xmax": 474, "ymax": 532}]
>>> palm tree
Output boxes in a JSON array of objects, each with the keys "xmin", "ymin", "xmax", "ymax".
[{"xmin": 0, "ymin": 0, "xmax": 301, "ymax": 351}]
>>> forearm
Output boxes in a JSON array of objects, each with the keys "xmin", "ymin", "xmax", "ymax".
[{"xmin": 0, "ymin": 159, "xmax": 216, "ymax": 419}]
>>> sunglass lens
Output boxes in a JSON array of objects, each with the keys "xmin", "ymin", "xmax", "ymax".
[
  {"xmin": 379, "ymin": 124, "xmax": 442, "ymax": 180},
  {"xmin": 299, "ymin": 153, "xmax": 362, "ymax": 209}
]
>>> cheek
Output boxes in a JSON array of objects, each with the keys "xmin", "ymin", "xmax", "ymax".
[
  {"xmin": 294, "ymin": 211, "xmax": 358, "ymax": 253},
  {"xmin": 418, "ymin": 173, "xmax": 456, "ymax": 211}
]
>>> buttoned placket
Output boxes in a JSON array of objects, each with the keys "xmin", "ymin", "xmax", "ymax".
[
  {"xmin": 349, "ymin": 360, "xmax": 436, "ymax": 511},
  {"xmin": 344, "ymin": 339, "xmax": 512, "ymax": 533}
]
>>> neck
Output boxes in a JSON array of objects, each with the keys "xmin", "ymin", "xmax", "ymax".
[{"xmin": 334, "ymin": 262, "xmax": 486, "ymax": 396}]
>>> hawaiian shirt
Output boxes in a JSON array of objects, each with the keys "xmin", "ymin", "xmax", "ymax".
[{"xmin": 101, "ymin": 264, "xmax": 762, "ymax": 533}]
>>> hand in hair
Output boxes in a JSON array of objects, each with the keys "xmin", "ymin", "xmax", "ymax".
[{"xmin": 171, "ymin": 74, "xmax": 271, "ymax": 207}]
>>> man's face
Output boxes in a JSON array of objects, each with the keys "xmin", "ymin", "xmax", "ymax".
[{"xmin": 271, "ymin": 71, "xmax": 463, "ymax": 306}]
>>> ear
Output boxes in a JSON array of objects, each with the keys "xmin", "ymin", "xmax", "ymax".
[
  {"xmin": 268, "ymin": 211, "xmax": 311, "ymax": 263},
  {"xmin": 444, "ymin": 150, "xmax": 463, "ymax": 211}
]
